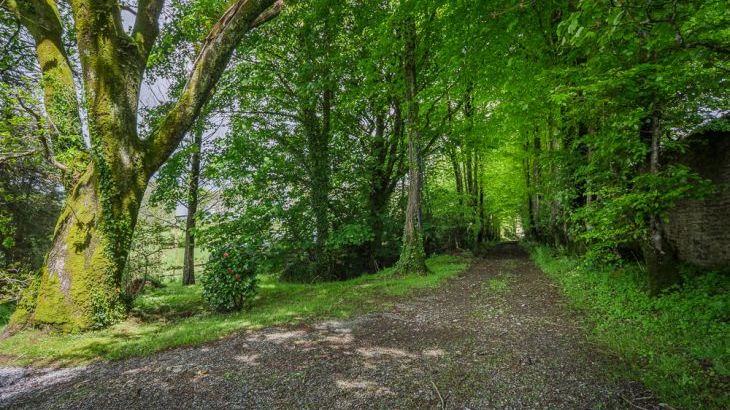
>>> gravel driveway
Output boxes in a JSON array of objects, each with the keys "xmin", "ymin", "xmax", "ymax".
[{"xmin": 0, "ymin": 243, "xmax": 661, "ymax": 409}]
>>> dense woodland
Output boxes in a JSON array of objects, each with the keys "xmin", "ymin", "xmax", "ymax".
[{"xmin": 0, "ymin": 0, "xmax": 728, "ymax": 407}]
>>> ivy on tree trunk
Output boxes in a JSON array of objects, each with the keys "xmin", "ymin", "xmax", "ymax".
[
  {"xmin": 5, "ymin": 0, "xmax": 283, "ymax": 331},
  {"xmin": 396, "ymin": 13, "xmax": 427, "ymax": 275}
]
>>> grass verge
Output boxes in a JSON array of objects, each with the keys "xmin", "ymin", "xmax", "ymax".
[
  {"xmin": 0, "ymin": 254, "xmax": 469, "ymax": 367},
  {"xmin": 525, "ymin": 243, "xmax": 729, "ymax": 409}
]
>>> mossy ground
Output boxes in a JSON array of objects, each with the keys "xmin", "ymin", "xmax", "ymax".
[{"xmin": 0, "ymin": 254, "xmax": 469, "ymax": 367}]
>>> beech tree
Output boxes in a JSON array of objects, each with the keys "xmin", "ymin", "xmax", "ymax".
[{"xmin": 5, "ymin": 0, "xmax": 283, "ymax": 331}]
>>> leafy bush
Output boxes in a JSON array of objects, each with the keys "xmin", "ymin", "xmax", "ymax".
[
  {"xmin": 201, "ymin": 245, "xmax": 258, "ymax": 312},
  {"xmin": 527, "ymin": 243, "xmax": 730, "ymax": 409}
]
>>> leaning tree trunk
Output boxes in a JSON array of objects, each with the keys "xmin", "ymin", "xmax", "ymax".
[
  {"xmin": 182, "ymin": 127, "xmax": 203, "ymax": 285},
  {"xmin": 395, "ymin": 14, "xmax": 427, "ymax": 275}
]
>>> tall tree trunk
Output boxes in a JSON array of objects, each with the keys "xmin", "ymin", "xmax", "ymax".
[
  {"xmin": 529, "ymin": 129, "xmax": 542, "ymax": 240},
  {"xmin": 305, "ymin": 88, "xmax": 333, "ymax": 276},
  {"xmin": 182, "ymin": 127, "xmax": 203, "ymax": 286},
  {"xmin": 642, "ymin": 111, "xmax": 680, "ymax": 294},
  {"xmin": 367, "ymin": 110, "xmax": 389, "ymax": 272},
  {"xmin": 476, "ymin": 151, "xmax": 489, "ymax": 244},
  {"xmin": 365, "ymin": 102, "xmax": 404, "ymax": 271},
  {"xmin": 396, "ymin": 14, "xmax": 427, "ymax": 275},
  {"xmin": 448, "ymin": 148, "xmax": 466, "ymax": 249}
]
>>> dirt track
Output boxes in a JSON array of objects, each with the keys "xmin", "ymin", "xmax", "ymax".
[{"xmin": 0, "ymin": 243, "xmax": 660, "ymax": 409}]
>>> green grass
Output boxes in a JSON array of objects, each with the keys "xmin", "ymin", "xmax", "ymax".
[
  {"xmin": 526, "ymin": 243, "xmax": 730, "ymax": 409},
  {"xmin": 484, "ymin": 274, "xmax": 511, "ymax": 292},
  {"xmin": 0, "ymin": 254, "xmax": 469, "ymax": 367}
]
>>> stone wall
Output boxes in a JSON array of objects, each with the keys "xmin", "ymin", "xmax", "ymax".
[{"xmin": 665, "ymin": 127, "xmax": 730, "ymax": 270}]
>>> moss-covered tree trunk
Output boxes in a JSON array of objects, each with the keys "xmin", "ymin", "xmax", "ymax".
[
  {"xmin": 396, "ymin": 14, "xmax": 427, "ymax": 275},
  {"xmin": 6, "ymin": 0, "xmax": 282, "ymax": 331},
  {"xmin": 303, "ymin": 88, "xmax": 333, "ymax": 276},
  {"xmin": 14, "ymin": 162, "xmax": 147, "ymax": 330}
]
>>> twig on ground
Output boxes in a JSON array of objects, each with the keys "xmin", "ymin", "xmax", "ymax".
[{"xmin": 431, "ymin": 380, "xmax": 446, "ymax": 409}]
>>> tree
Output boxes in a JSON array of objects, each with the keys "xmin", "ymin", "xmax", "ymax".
[
  {"xmin": 182, "ymin": 125, "xmax": 203, "ymax": 285},
  {"xmin": 6, "ymin": 0, "xmax": 283, "ymax": 331},
  {"xmin": 395, "ymin": 10, "xmax": 427, "ymax": 274}
]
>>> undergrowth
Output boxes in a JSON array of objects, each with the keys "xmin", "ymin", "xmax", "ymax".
[
  {"xmin": 526, "ymin": 243, "xmax": 729, "ymax": 409},
  {"xmin": 0, "ymin": 302, "xmax": 14, "ymax": 327}
]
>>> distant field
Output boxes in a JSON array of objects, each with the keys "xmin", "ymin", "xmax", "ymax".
[{"xmin": 159, "ymin": 247, "xmax": 210, "ymax": 281}]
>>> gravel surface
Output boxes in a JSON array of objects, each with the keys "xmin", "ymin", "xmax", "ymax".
[{"xmin": 0, "ymin": 243, "xmax": 662, "ymax": 409}]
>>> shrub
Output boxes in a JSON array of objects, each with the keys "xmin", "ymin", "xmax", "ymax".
[{"xmin": 201, "ymin": 245, "xmax": 258, "ymax": 312}]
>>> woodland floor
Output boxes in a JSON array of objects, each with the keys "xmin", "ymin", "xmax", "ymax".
[{"xmin": 0, "ymin": 243, "xmax": 663, "ymax": 409}]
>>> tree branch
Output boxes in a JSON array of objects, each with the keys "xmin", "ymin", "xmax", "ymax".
[
  {"xmin": 251, "ymin": 0, "xmax": 283, "ymax": 28},
  {"xmin": 5, "ymin": 0, "xmax": 83, "ymax": 158},
  {"xmin": 0, "ymin": 150, "xmax": 40, "ymax": 163},
  {"xmin": 144, "ymin": 0, "xmax": 283, "ymax": 173},
  {"xmin": 132, "ymin": 0, "xmax": 165, "ymax": 64}
]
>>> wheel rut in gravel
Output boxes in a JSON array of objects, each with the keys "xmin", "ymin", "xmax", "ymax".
[{"xmin": 1, "ymin": 242, "xmax": 660, "ymax": 409}]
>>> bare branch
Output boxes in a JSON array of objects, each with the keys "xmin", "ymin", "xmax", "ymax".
[{"xmin": 0, "ymin": 149, "xmax": 40, "ymax": 163}]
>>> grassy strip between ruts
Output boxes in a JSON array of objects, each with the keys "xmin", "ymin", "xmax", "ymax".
[
  {"xmin": 526, "ymin": 243, "xmax": 730, "ymax": 410},
  {"xmin": 0, "ymin": 254, "xmax": 469, "ymax": 367}
]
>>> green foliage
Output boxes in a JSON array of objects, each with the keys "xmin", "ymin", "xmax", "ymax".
[
  {"xmin": 201, "ymin": 244, "xmax": 259, "ymax": 311},
  {"xmin": 0, "ymin": 254, "xmax": 469, "ymax": 365},
  {"xmin": 0, "ymin": 45, "xmax": 63, "ymax": 303},
  {"xmin": 478, "ymin": 0, "xmax": 728, "ymax": 273},
  {"xmin": 0, "ymin": 301, "xmax": 14, "ymax": 328},
  {"xmin": 326, "ymin": 223, "xmax": 373, "ymax": 250},
  {"xmin": 528, "ymin": 243, "xmax": 730, "ymax": 409}
]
